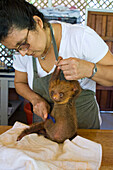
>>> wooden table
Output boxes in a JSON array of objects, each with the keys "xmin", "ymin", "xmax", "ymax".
[{"xmin": 0, "ymin": 126, "xmax": 113, "ymax": 170}]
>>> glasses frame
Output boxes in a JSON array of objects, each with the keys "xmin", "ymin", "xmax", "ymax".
[{"xmin": 16, "ymin": 29, "xmax": 30, "ymax": 52}]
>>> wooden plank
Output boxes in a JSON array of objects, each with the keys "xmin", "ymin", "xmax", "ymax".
[
  {"xmin": 109, "ymin": 91, "xmax": 113, "ymax": 110},
  {"xmin": 89, "ymin": 11, "xmax": 113, "ymax": 16},
  {"xmin": 106, "ymin": 41, "xmax": 112, "ymax": 51},
  {"xmin": 106, "ymin": 16, "xmax": 113, "ymax": 36},
  {"xmin": 99, "ymin": 91, "xmax": 107, "ymax": 110},
  {"xmin": 102, "ymin": 15, "xmax": 107, "ymax": 36},
  {"xmin": 112, "ymin": 43, "xmax": 113, "ymax": 53},
  {"xmin": 101, "ymin": 36, "xmax": 113, "ymax": 41},
  {"xmin": 106, "ymin": 16, "xmax": 113, "ymax": 50},
  {"xmin": 111, "ymin": 16, "xmax": 113, "ymax": 53},
  {"xmin": 91, "ymin": 14, "xmax": 96, "ymax": 30},
  {"xmin": 87, "ymin": 13, "xmax": 92, "ymax": 27},
  {"xmin": 96, "ymin": 85, "xmax": 113, "ymax": 90},
  {"xmin": 106, "ymin": 91, "xmax": 111, "ymax": 109},
  {"xmin": 95, "ymin": 15, "xmax": 102, "ymax": 36}
]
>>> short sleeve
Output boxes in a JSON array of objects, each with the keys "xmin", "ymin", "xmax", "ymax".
[
  {"xmin": 13, "ymin": 52, "xmax": 28, "ymax": 72},
  {"xmin": 82, "ymin": 26, "xmax": 109, "ymax": 63}
]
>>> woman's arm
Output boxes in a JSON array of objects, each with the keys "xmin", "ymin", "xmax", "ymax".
[
  {"xmin": 92, "ymin": 50, "xmax": 113, "ymax": 86},
  {"xmin": 14, "ymin": 70, "xmax": 50, "ymax": 120},
  {"xmin": 57, "ymin": 50, "xmax": 113, "ymax": 86}
]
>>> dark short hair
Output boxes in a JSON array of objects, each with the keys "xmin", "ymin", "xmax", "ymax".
[{"xmin": 0, "ymin": 0, "xmax": 49, "ymax": 41}]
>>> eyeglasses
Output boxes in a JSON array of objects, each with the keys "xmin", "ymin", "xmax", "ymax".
[{"xmin": 16, "ymin": 29, "xmax": 30, "ymax": 52}]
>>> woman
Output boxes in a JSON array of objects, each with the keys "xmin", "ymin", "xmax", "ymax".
[{"xmin": 0, "ymin": 0, "xmax": 113, "ymax": 128}]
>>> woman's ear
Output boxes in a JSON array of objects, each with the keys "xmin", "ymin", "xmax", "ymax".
[{"xmin": 33, "ymin": 15, "xmax": 43, "ymax": 29}]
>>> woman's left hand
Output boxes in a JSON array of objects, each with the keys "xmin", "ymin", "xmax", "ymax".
[{"xmin": 57, "ymin": 57, "xmax": 94, "ymax": 80}]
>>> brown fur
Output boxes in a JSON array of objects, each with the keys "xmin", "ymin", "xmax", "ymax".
[{"xmin": 17, "ymin": 57, "xmax": 81, "ymax": 143}]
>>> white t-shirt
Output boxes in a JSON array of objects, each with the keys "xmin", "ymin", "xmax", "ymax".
[{"xmin": 13, "ymin": 22, "xmax": 108, "ymax": 92}]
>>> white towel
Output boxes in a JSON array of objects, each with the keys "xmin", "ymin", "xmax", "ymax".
[{"xmin": 0, "ymin": 122, "xmax": 102, "ymax": 170}]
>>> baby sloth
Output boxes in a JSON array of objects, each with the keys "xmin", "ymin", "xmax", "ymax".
[{"xmin": 17, "ymin": 57, "xmax": 81, "ymax": 143}]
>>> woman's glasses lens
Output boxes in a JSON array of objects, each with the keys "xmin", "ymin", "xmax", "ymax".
[
  {"xmin": 17, "ymin": 29, "xmax": 30, "ymax": 52},
  {"xmin": 18, "ymin": 43, "xmax": 30, "ymax": 51}
]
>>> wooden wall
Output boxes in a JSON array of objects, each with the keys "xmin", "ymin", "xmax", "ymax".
[
  {"xmin": 87, "ymin": 11, "xmax": 113, "ymax": 53},
  {"xmin": 87, "ymin": 10, "xmax": 113, "ymax": 111}
]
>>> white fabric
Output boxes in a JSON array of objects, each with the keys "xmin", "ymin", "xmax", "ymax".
[
  {"xmin": 0, "ymin": 122, "xmax": 102, "ymax": 170},
  {"xmin": 13, "ymin": 22, "xmax": 108, "ymax": 92}
]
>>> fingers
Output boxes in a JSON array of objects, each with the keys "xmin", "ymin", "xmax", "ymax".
[
  {"xmin": 56, "ymin": 57, "xmax": 79, "ymax": 80},
  {"xmin": 55, "ymin": 56, "xmax": 63, "ymax": 65},
  {"xmin": 57, "ymin": 57, "xmax": 77, "ymax": 70},
  {"xmin": 33, "ymin": 100, "xmax": 50, "ymax": 121},
  {"xmin": 58, "ymin": 65, "xmax": 70, "ymax": 71},
  {"xmin": 57, "ymin": 57, "xmax": 73, "ymax": 66},
  {"xmin": 63, "ymin": 72, "xmax": 77, "ymax": 80},
  {"xmin": 57, "ymin": 56, "xmax": 63, "ymax": 64},
  {"xmin": 57, "ymin": 57, "xmax": 92, "ymax": 80},
  {"xmin": 42, "ymin": 107, "xmax": 48, "ymax": 119},
  {"xmin": 34, "ymin": 105, "xmax": 47, "ymax": 120}
]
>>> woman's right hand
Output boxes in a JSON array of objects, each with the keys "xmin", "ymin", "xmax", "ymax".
[{"xmin": 31, "ymin": 96, "xmax": 50, "ymax": 121}]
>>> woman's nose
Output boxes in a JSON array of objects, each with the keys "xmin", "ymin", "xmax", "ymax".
[{"xmin": 19, "ymin": 50, "xmax": 27, "ymax": 56}]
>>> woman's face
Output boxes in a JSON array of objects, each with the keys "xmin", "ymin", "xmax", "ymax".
[{"xmin": 1, "ymin": 18, "xmax": 48, "ymax": 57}]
